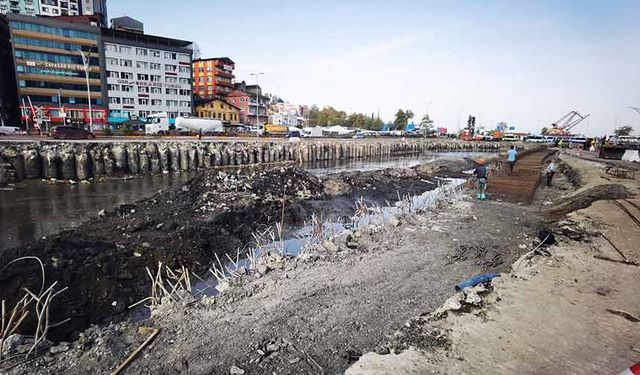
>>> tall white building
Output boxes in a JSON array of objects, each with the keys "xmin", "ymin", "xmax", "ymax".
[
  {"xmin": 101, "ymin": 27, "xmax": 193, "ymax": 122},
  {"xmin": 37, "ymin": 0, "xmax": 80, "ymax": 16}
]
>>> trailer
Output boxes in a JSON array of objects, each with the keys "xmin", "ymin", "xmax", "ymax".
[
  {"xmin": 175, "ymin": 117, "xmax": 223, "ymax": 135},
  {"xmin": 301, "ymin": 127, "xmax": 324, "ymax": 138}
]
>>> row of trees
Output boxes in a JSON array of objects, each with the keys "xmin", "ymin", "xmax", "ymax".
[{"xmin": 307, "ymin": 105, "xmax": 384, "ymax": 130}]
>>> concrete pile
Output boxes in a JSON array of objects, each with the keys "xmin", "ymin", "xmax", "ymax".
[{"xmin": 0, "ymin": 140, "xmax": 505, "ymax": 182}]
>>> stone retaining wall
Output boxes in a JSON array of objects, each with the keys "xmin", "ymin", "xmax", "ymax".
[{"xmin": 0, "ymin": 140, "xmax": 505, "ymax": 182}]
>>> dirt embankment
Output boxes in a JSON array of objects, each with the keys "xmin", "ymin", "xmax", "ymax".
[{"xmin": 0, "ymin": 159, "xmax": 474, "ymax": 341}]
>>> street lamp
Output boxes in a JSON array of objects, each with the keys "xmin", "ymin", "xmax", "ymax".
[
  {"xmin": 77, "ymin": 48, "xmax": 93, "ymax": 131},
  {"xmin": 250, "ymin": 72, "xmax": 264, "ymax": 136}
]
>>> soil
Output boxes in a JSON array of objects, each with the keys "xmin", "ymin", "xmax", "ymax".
[
  {"xmin": 0, "ymin": 159, "xmax": 474, "ymax": 343},
  {"xmin": 346, "ymin": 151, "xmax": 640, "ymax": 374}
]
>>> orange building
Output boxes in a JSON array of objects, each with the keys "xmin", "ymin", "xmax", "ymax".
[{"xmin": 192, "ymin": 57, "xmax": 235, "ymax": 100}]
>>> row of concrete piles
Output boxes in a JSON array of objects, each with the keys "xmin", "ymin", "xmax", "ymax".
[{"xmin": 0, "ymin": 140, "xmax": 504, "ymax": 182}]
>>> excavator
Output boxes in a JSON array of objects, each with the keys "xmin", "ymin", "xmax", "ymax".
[{"xmin": 544, "ymin": 111, "xmax": 590, "ymax": 137}]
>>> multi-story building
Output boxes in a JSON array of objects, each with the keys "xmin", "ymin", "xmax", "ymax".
[
  {"xmin": 226, "ymin": 81, "xmax": 268, "ymax": 125},
  {"xmin": 194, "ymin": 98, "xmax": 240, "ymax": 124},
  {"xmin": 269, "ymin": 102, "xmax": 305, "ymax": 127},
  {"xmin": 37, "ymin": 0, "xmax": 81, "ymax": 17},
  {"xmin": 0, "ymin": 0, "xmax": 39, "ymax": 16},
  {"xmin": 192, "ymin": 57, "xmax": 234, "ymax": 100},
  {"xmin": 101, "ymin": 21, "xmax": 193, "ymax": 122},
  {"xmin": 2, "ymin": 13, "xmax": 106, "ymax": 129},
  {"xmin": 0, "ymin": 0, "xmax": 107, "ymax": 26}
]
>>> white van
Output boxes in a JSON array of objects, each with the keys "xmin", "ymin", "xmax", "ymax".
[{"xmin": 502, "ymin": 133, "xmax": 519, "ymax": 142}]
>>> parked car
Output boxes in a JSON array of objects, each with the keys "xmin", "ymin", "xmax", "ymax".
[
  {"xmin": 569, "ymin": 136, "xmax": 587, "ymax": 144},
  {"xmin": 0, "ymin": 126, "xmax": 26, "ymax": 136},
  {"xmin": 502, "ymin": 133, "xmax": 519, "ymax": 142},
  {"xmin": 50, "ymin": 126, "xmax": 95, "ymax": 140},
  {"xmin": 285, "ymin": 130, "xmax": 301, "ymax": 138}
]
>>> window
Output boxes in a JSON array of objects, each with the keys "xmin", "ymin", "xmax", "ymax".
[
  {"xmin": 165, "ymin": 64, "xmax": 177, "ymax": 72},
  {"xmin": 121, "ymin": 72, "xmax": 134, "ymax": 80},
  {"xmin": 106, "ymin": 44, "xmax": 117, "ymax": 52},
  {"xmin": 139, "ymin": 111, "xmax": 150, "ymax": 118},
  {"xmin": 119, "ymin": 46, "xmax": 132, "ymax": 54},
  {"xmin": 151, "ymin": 99, "xmax": 163, "ymax": 106},
  {"xmin": 150, "ymin": 50, "xmax": 161, "ymax": 58},
  {"xmin": 180, "ymin": 101, "xmax": 190, "ymax": 107},
  {"xmin": 137, "ymin": 74, "xmax": 149, "ymax": 81},
  {"xmin": 107, "ymin": 58, "xmax": 118, "ymax": 66},
  {"xmin": 138, "ymin": 98, "xmax": 149, "ymax": 105},
  {"xmin": 136, "ymin": 48, "xmax": 147, "ymax": 56},
  {"xmin": 150, "ymin": 75, "xmax": 161, "ymax": 82},
  {"xmin": 108, "ymin": 71, "xmax": 119, "ymax": 78},
  {"xmin": 179, "ymin": 78, "xmax": 190, "ymax": 85},
  {"xmin": 108, "ymin": 84, "xmax": 120, "ymax": 91},
  {"xmin": 207, "ymin": 76, "xmax": 213, "ymax": 82},
  {"xmin": 166, "ymin": 88, "xmax": 178, "ymax": 95},
  {"xmin": 198, "ymin": 67, "xmax": 204, "ymax": 73},
  {"xmin": 9, "ymin": 21, "xmax": 98, "ymax": 40},
  {"xmin": 198, "ymin": 77, "xmax": 204, "ymax": 83},
  {"xmin": 138, "ymin": 86, "xmax": 150, "ymax": 93},
  {"xmin": 166, "ymin": 100, "xmax": 178, "ymax": 107},
  {"xmin": 136, "ymin": 61, "xmax": 148, "ymax": 69},
  {"xmin": 122, "ymin": 98, "xmax": 135, "ymax": 105},
  {"xmin": 164, "ymin": 52, "xmax": 176, "ymax": 60},
  {"xmin": 109, "ymin": 97, "xmax": 121, "ymax": 104},
  {"xmin": 150, "ymin": 63, "xmax": 161, "ymax": 70},
  {"xmin": 179, "ymin": 89, "xmax": 191, "ymax": 96},
  {"xmin": 122, "ymin": 85, "xmax": 134, "ymax": 92},
  {"xmin": 120, "ymin": 59, "xmax": 132, "ymax": 67},
  {"xmin": 150, "ymin": 87, "xmax": 162, "ymax": 94},
  {"xmin": 179, "ymin": 66, "xmax": 190, "ymax": 74},
  {"xmin": 178, "ymin": 54, "xmax": 190, "ymax": 62},
  {"xmin": 165, "ymin": 77, "xmax": 178, "ymax": 83}
]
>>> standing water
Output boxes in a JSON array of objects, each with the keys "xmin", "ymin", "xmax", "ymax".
[{"xmin": 0, "ymin": 151, "xmax": 493, "ymax": 251}]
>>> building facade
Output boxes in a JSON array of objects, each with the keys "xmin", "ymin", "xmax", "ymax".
[
  {"xmin": 0, "ymin": 15, "xmax": 19, "ymax": 125},
  {"xmin": 101, "ymin": 26, "xmax": 193, "ymax": 122},
  {"xmin": 195, "ymin": 98, "xmax": 239, "ymax": 124},
  {"xmin": 0, "ymin": 0, "xmax": 107, "ymax": 26},
  {"xmin": 226, "ymin": 88, "xmax": 268, "ymax": 125},
  {"xmin": 192, "ymin": 57, "xmax": 234, "ymax": 100},
  {"xmin": 4, "ymin": 13, "xmax": 105, "ymax": 129},
  {"xmin": 0, "ymin": 0, "xmax": 39, "ymax": 16}
]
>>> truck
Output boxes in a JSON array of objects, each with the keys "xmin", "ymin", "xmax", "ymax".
[
  {"xmin": 301, "ymin": 127, "xmax": 324, "ymax": 138},
  {"xmin": 263, "ymin": 124, "xmax": 289, "ymax": 136},
  {"xmin": 145, "ymin": 112, "xmax": 223, "ymax": 136},
  {"xmin": 175, "ymin": 117, "xmax": 223, "ymax": 135}
]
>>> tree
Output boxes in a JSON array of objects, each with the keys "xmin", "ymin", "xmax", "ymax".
[
  {"xmin": 615, "ymin": 125, "xmax": 634, "ymax": 137},
  {"xmin": 393, "ymin": 109, "xmax": 413, "ymax": 130},
  {"xmin": 541, "ymin": 127, "xmax": 549, "ymax": 135}
]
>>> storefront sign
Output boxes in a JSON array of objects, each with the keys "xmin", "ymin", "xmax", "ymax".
[{"xmin": 26, "ymin": 60, "xmax": 86, "ymax": 71}]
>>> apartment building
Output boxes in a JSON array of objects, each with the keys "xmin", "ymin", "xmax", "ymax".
[
  {"xmin": 0, "ymin": 0, "xmax": 39, "ymax": 16},
  {"xmin": 0, "ymin": 0, "xmax": 107, "ymax": 26},
  {"xmin": 192, "ymin": 57, "xmax": 234, "ymax": 100},
  {"xmin": 101, "ymin": 24, "xmax": 193, "ymax": 122}
]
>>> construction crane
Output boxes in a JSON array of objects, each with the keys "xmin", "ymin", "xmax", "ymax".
[{"xmin": 545, "ymin": 111, "xmax": 590, "ymax": 136}]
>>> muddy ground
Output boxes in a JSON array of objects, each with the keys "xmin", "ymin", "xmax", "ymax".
[
  {"xmin": 0, "ymin": 153, "xmax": 560, "ymax": 374},
  {"xmin": 347, "ymin": 152, "xmax": 640, "ymax": 374},
  {"xmin": 0, "ymin": 158, "xmax": 476, "ymax": 343}
]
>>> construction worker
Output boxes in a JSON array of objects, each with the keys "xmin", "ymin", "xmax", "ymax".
[
  {"xmin": 506, "ymin": 145, "xmax": 517, "ymax": 174},
  {"xmin": 473, "ymin": 159, "xmax": 488, "ymax": 200},
  {"xmin": 545, "ymin": 159, "xmax": 556, "ymax": 187}
]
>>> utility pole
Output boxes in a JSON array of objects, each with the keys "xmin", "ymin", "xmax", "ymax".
[
  {"xmin": 77, "ymin": 48, "xmax": 93, "ymax": 131},
  {"xmin": 250, "ymin": 72, "xmax": 264, "ymax": 137}
]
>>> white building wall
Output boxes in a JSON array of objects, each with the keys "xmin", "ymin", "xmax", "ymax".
[
  {"xmin": 104, "ymin": 42, "xmax": 192, "ymax": 120},
  {"xmin": 38, "ymin": 0, "xmax": 80, "ymax": 16}
]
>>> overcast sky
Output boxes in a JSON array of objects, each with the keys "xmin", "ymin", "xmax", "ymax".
[{"xmin": 108, "ymin": 0, "xmax": 640, "ymax": 135}]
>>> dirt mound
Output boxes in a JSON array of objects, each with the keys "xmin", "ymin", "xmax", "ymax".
[
  {"xmin": 0, "ymin": 166, "xmax": 326, "ymax": 340},
  {"xmin": 543, "ymin": 184, "xmax": 632, "ymax": 218}
]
